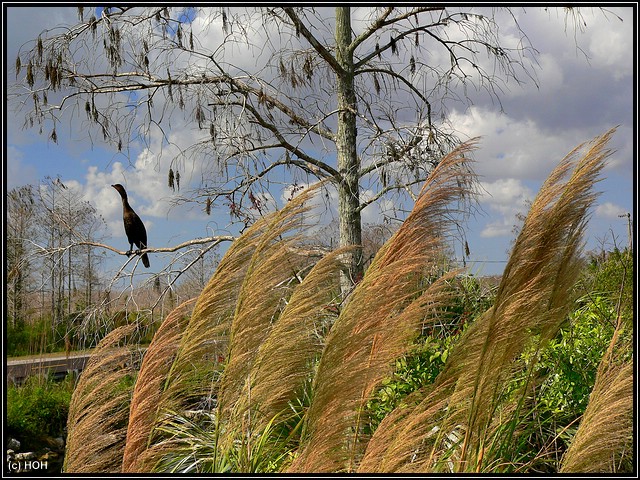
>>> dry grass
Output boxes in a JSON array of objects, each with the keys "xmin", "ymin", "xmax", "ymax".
[
  {"xmin": 63, "ymin": 131, "xmax": 624, "ymax": 474},
  {"xmin": 121, "ymin": 298, "xmax": 196, "ymax": 472},
  {"xmin": 357, "ymin": 128, "xmax": 616, "ymax": 473},
  {"xmin": 122, "ymin": 184, "xmax": 322, "ymax": 470},
  {"xmin": 121, "ymin": 209, "xmax": 267, "ymax": 470},
  {"xmin": 288, "ymin": 141, "xmax": 479, "ymax": 472},
  {"xmin": 217, "ymin": 192, "xmax": 315, "ymax": 425},
  {"xmin": 560, "ymin": 309, "xmax": 633, "ymax": 472},
  {"xmin": 232, "ymin": 247, "xmax": 349, "ymax": 434},
  {"xmin": 63, "ymin": 324, "xmax": 141, "ymax": 473}
]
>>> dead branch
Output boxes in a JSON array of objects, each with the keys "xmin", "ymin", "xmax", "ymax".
[{"xmin": 57, "ymin": 235, "xmax": 236, "ymax": 257}]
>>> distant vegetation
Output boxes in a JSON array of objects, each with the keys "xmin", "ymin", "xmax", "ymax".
[{"xmin": 6, "ymin": 178, "xmax": 213, "ymax": 358}]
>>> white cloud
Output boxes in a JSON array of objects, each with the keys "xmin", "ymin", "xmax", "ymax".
[
  {"xmin": 584, "ymin": 7, "xmax": 633, "ymax": 80},
  {"xmin": 479, "ymin": 178, "xmax": 534, "ymax": 238},
  {"xmin": 480, "ymin": 220, "xmax": 514, "ymax": 239},
  {"xmin": 507, "ymin": 53, "xmax": 563, "ymax": 98},
  {"xmin": 595, "ymin": 201, "xmax": 627, "ymax": 220},
  {"xmin": 447, "ymin": 106, "xmax": 588, "ymax": 182}
]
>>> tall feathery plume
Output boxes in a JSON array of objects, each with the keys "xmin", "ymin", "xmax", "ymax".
[
  {"xmin": 234, "ymin": 247, "xmax": 350, "ymax": 436},
  {"xmin": 217, "ymin": 192, "xmax": 314, "ymax": 416},
  {"xmin": 358, "ymin": 129, "xmax": 616, "ymax": 473},
  {"xmin": 122, "ymin": 298, "xmax": 196, "ymax": 472},
  {"xmin": 138, "ymin": 183, "xmax": 322, "ymax": 470},
  {"xmin": 137, "ymin": 211, "xmax": 271, "ymax": 469},
  {"xmin": 560, "ymin": 313, "xmax": 632, "ymax": 472},
  {"xmin": 288, "ymin": 141, "xmax": 479, "ymax": 472},
  {"xmin": 216, "ymin": 186, "xmax": 321, "ymax": 448},
  {"xmin": 64, "ymin": 324, "xmax": 142, "ymax": 473}
]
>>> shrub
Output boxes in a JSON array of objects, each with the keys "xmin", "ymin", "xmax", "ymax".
[
  {"xmin": 582, "ymin": 247, "xmax": 632, "ymax": 321},
  {"xmin": 6, "ymin": 374, "xmax": 75, "ymax": 439},
  {"xmin": 536, "ymin": 296, "xmax": 617, "ymax": 419},
  {"xmin": 6, "ymin": 317, "xmax": 58, "ymax": 357},
  {"xmin": 366, "ymin": 331, "xmax": 460, "ymax": 432},
  {"xmin": 366, "ymin": 274, "xmax": 495, "ymax": 432}
]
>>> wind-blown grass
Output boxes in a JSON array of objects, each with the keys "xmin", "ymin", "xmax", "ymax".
[
  {"xmin": 560, "ymin": 305, "xmax": 633, "ymax": 472},
  {"xmin": 122, "ymin": 298, "xmax": 196, "ymax": 472},
  {"xmin": 126, "ymin": 184, "xmax": 323, "ymax": 471},
  {"xmin": 61, "ymin": 131, "xmax": 626, "ymax": 474},
  {"xmin": 232, "ymin": 247, "xmax": 349, "ymax": 435},
  {"xmin": 216, "ymin": 194, "xmax": 315, "ymax": 424},
  {"xmin": 357, "ymin": 128, "xmax": 616, "ymax": 473},
  {"xmin": 123, "ymin": 211, "xmax": 269, "ymax": 470},
  {"xmin": 213, "ymin": 191, "xmax": 319, "ymax": 455},
  {"xmin": 289, "ymin": 141, "xmax": 479, "ymax": 472},
  {"xmin": 64, "ymin": 324, "xmax": 141, "ymax": 473}
]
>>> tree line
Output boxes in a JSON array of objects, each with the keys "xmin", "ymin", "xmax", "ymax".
[{"xmin": 7, "ymin": 177, "xmax": 108, "ymax": 329}]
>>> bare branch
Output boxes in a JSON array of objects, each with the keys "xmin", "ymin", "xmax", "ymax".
[
  {"xmin": 350, "ymin": 7, "xmax": 446, "ymax": 54},
  {"xmin": 282, "ymin": 7, "xmax": 344, "ymax": 75},
  {"xmin": 353, "ymin": 10, "xmax": 449, "ymax": 69},
  {"xmin": 357, "ymin": 178, "xmax": 425, "ymax": 213},
  {"xmin": 356, "ymin": 67, "xmax": 432, "ymax": 123},
  {"xmin": 239, "ymin": 101, "xmax": 342, "ymax": 180},
  {"xmin": 55, "ymin": 236, "xmax": 235, "ymax": 258}
]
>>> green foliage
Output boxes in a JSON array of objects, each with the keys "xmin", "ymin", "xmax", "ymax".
[
  {"xmin": 7, "ymin": 310, "xmax": 158, "ymax": 358},
  {"xmin": 536, "ymin": 246, "xmax": 634, "ymax": 424},
  {"xmin": 484, "ymin": 249, "xmax": 632, "ymax": 473},
  {"xmin": 7, "ymin": 317, "xmax": 57, "ymax": 357},
  {"xmin": 366, "ymin": 332, "xmax": 460, "ymax": 431},
  {"xmin": 366, "ymin": 274, "xmax": 495, "ymax": 432},
  {"xmin": 154, "ymin": 410, "xmax": 295, "ymax": 473},
  {"xmin": 6, "ymin": 374, "xmax": 75, "ymax": 439},
  {"xmin": 435, "ymin": 274, "xmax": 497, "ymax": 332},
  {"xmin": 582, "ymin": 247, "xmax": 633, "ymax": 321},
  {"xmin": 6, "ymin": 320, "xmax": 31, "ymax": 357},
  {"xmin": 535, "ymin": 296, "xmax": 616, "ymax": 419}
]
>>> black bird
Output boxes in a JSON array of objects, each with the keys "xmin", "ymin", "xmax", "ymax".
[{"xmin": 112, "ymin": 184, "xmax": 150, "ymax": 268}]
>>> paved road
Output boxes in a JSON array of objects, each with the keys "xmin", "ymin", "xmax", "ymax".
[{"xmin": 6, "ymin": 351, "xmax": 94, "ymax": 385}]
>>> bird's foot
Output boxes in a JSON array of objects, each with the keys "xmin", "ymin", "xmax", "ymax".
[
  {"xmin": 125, "ymin": 250, "xmax": 133, "ymax": 257},
  {"xmin": 134, "ymin": 249, "xmax": 142, "ymax": 255}
]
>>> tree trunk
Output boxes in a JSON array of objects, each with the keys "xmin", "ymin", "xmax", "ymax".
[{"xmin": 335, "ymin": 6, "xmax": 363, "ymax": 294}]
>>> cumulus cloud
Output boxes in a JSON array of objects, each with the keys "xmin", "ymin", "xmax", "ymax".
[
  {"xmin": 478, "ymin": 178, "xmax": 534, "ymax": 238},
  {"xmin": 595, "ymin": 201, "xmax": 627, "ymax": 220},
  {"xmin": 583, "ymin": 8, "xmax": 633, "ymax": 80},
  {"xmin": 447, "ymin": 106, "xmax": 586, "ymax": 182},
  {"xmin": 78, "ymin": 123, "xmax": 202, "ymax": 238}
]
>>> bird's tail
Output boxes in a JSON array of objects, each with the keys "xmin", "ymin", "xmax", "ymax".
[{"xmin": 141, "ymin": 252, "xmax": 150, "ymax": 268}]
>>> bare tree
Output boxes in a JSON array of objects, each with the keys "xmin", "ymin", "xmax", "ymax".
[
  {"xmin": 7, "ymin": 185, "xmax": 37, "ymax": 327},
  {"xmin": 175, "ymin": 248, "xmax": 221, "ymax": 299},
  {"xmin": 32, "ymin": 177, "xmax": 109, "ymax": 323},
  {"xmin": 13, "ymin": 6, "xmax": 576, "ymax": 292}
]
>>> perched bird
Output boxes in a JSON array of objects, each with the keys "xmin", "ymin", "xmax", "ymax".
[{"xmin": 112, "ymin": 184, "xmax": 150, "ymax": 268}]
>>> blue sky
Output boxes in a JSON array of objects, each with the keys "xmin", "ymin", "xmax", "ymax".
[{"xmin": 5, "ymin": 6, "xmax": 636, "ymax": 280}]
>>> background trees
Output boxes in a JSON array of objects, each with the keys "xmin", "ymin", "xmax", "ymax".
[
  {"xmin": 7, "ymin": 185, "xmax": 37, "ymax": 327},
  {"xmin": 6, "ymin": 178, "xmax": 109, "ymax": 354},
  {"xmin": 13, "ymin": 6, "xmax": 555, "ymax": 291}
]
